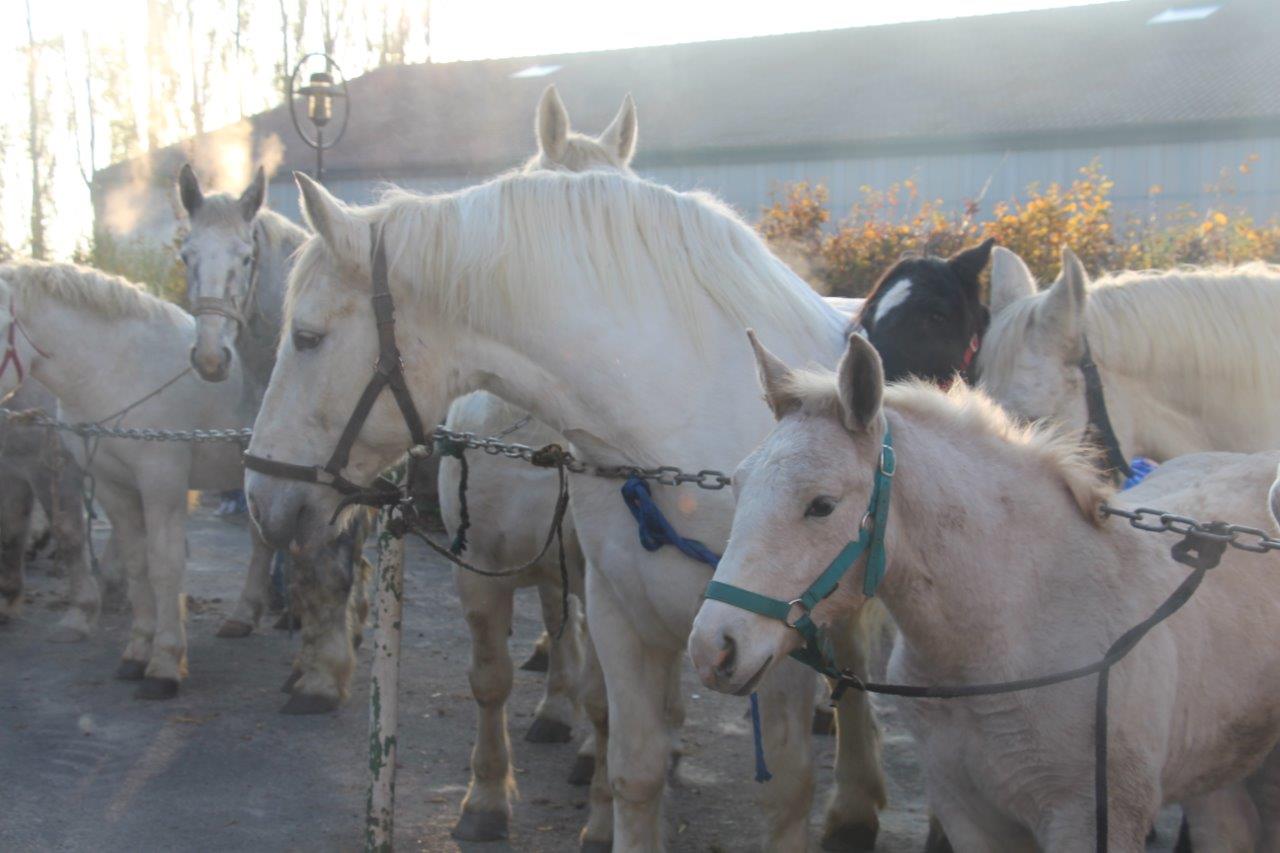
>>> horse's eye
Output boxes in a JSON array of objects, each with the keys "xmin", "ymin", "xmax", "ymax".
[
  {"xmin": 242, "ymin": 254, "xmax": 253, "ymax": 267},
  {"xmin": 805, "ymin": 496, "xmax": 838, "ymax": 518},
  {"xmin": 927, "ymin": 311, "xmax": 947, "ymax": 324},
  {"xmin": 293, "ymin": 330, "xmax": 323, "ymax": 351}
]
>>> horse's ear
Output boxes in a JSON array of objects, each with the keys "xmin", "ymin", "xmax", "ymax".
[
  {"xmin": 599, "ymin": 93, "xmax": 638, "ymax": 165},
  {"xmin": 178, "ymin": 163, "xmax": 203, "ymax": 216},
  {"xmin": 1037, "ymin": 247, "xmax": 1089, "ymax": 350},
  {"xmin": 535, "ymin": 85, "xmax": 570, "ymax": 161},
  {"xmin": 746, "ymin": 329, "xmax": 801, "ymax": 420},
  {"xmin": 836, "ymin": 333, "xmax": 884, "ymax": 434},
  {"xmin": 947, "ymin": 237, "xmax": 995, "ymax": 292},
  {"xmin": 296, "ymin": 171, "xmax": 361, "ymax": 262},
  {"xmin": 239, "ymin": 166, "xmax": 267, "ymax": 222},
  {"xmin": 989, "ymin": 246, "xmax": 1036, "ymax": 315}
]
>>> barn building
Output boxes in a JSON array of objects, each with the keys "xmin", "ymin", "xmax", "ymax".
[{"xmin": 94, "ymin": 0, "xmax": 1280, "ymax": 240}]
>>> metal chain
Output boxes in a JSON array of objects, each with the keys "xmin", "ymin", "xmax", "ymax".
[
  {"xmin": 1099, "ymin": 504, "xmax": 1280, "ymax": 554},
  {"xmin": 0, "ymin": 408, "xmax": 254, "ymax": 443},
  {"xmin": 429, "ymin": 425, "xmax": 734, "ymax": 491}
]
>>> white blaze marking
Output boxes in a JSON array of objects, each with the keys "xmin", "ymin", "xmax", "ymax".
[{"xmin": 872, "ymin": 278, "xmax": 913, "ymax": 323}]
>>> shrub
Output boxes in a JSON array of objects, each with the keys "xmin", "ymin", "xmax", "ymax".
[
  {"xmin": 73, "ymin": 229, "xmax": 186, "ymax": 307},
  {"xmin": 760, "ymin": 159, "xmax": 1280, "ymax": 296}
]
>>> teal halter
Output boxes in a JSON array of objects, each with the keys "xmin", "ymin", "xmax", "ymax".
[{"xmin": 703, "ymin": 426, "xmax": 895, "ymax": 676}]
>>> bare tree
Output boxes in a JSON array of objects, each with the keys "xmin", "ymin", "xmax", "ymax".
[{"xmin": 25, "ymin": 0, "xmax": 52, "ymax": 259}]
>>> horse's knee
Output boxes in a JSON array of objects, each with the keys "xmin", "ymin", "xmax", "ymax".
[{"xmin": 609, "ymin": 763, "xmax": 666, "ymax": 806}]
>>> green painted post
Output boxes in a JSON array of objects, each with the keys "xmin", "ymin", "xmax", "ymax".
[{"xmin": 364, "ymin": 525, "xmax": 405, "ymax": 852}]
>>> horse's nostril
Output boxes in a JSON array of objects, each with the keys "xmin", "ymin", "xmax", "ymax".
[{"xmin": 713, "ymin": 633, "xmax": 738, "ymax": 680}]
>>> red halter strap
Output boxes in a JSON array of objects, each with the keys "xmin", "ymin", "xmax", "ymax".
[
  {"xmin": 0, "ymin": 296, "xmax": 50, "ymax": 384},
  {"xmin": 939, "ymin": 334, "xmax": 982, "ymax": 392}
]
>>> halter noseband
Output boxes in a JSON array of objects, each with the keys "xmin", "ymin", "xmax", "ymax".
[
  {"xmin": 703, "ymin": 427, "xmax": 895, "ymax": 676},
  {"xmin": 0, "ymin": 296, "xmax": 50, "ymax": 384},
  {"xmin": 242, "ymin": 225, "xmax": 431, "ymax": 505},
  {"xmin": 1078, "ymin": 338, "xmax": 1131, "ymax": 481},
  {"xmin": 189, "ymin": 228, "xmax": 262, "ymax": 331}
]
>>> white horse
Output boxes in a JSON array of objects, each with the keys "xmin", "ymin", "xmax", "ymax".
[
  {"xmin": 442, "ymin": 85, "xmax": 637, "ymax": 844},
  {"xmin": 0, "ymin": 260, "xmax": 255, "ymax": 698},
  {"xmin": 978, "ymin": 247, "xmax": 1280, "ymax": 459},
  {"xmin": 176, "ymin": 164, "xmax": 374, "ymax": 715},
  {"xmin": 690, "ymin": 331, "xmax": 1280, "ymax": 850},
  {"xmin": 246, "ymin": 168, "xmax": 891, "ymax": 850}
]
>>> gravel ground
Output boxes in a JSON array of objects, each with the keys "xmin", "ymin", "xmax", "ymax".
[{"xmin": 0, "ymin": 507, "xmax": 1181, "ymax": 852}]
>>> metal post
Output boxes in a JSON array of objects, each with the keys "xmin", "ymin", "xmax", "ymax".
[
  {"xmin": 316, "ymin": 126, "xmax": 324, "ymax": 184},
  {"xmin": 364, "ymin": 523, "xmax": 405, "ymax": 852}
]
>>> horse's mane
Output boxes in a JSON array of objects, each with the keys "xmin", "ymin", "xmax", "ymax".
[
  {"xmin": 983, "ymin": 263, "xmax": 1280, "ymax": 401},
  {"xmin": 288, "ymin": 170, "xmax": 837, "ymax": 347},
  {"xmin": 780, "ymin": 370, "xmax": 1110, "ymax": 522},
  {"xmin": 0, "ymin": 259, "xmax": 186, "ymax": 325},
  {"xmin": 255, "ymin": 207, "xmax": 308, "ymax": 254}
]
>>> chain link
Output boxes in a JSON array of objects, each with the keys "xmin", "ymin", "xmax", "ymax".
[
  {"xmin": 1100, "ymin": 504, "xmax": 1280, "ymax": 554},
  {"xmin": 0, "ymin": 408, "xmax": 254, "ymax": 443}
]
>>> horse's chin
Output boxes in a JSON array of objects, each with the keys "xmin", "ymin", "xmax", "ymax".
[{"xmin": 245, "ymin": 474, "xmax": 333, "ymax": 550}]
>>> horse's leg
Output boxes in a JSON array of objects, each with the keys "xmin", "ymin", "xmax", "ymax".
[
  {"xmin": 526, "ymin": 579, "xmax": 580, "ymax": 743},
  {"xmin": 95, "ymin": 484, "xmax": 152, "ymax": 681},
  {"xmin": 823, "ymin": 609, "xmax": 888, "ymax": 851},
  {"xmin": 281, "ymin": 542, "xmax": 356, "ymax": 714},
  {"xmin": 134, "ymin": 478, "xmax": 190, "ymax": 699},
  {"xmin": 0, "ymin": 476, "xmax": 33, "ymax": 623},
  {"xmin": 453, "ymin": 570, "xmax": 517, "ymax": 842},
  {"xmin": 1182, "ymin": 783, "xmax": 1258, "ymax": 852},
  {"xmin": 663, "ymin": 652, "xmax": 686, "ymax": 776},
  {"xmin": 521, "ymin": 630, "xmax": 552, "ymax": 672},
  {"xmin": 588, "ymin": 576, "xmax": 674, "ymax": 852},
  {"xmin": 217, "ymin": 524, "xmax": 274, "ymax": 638},
  {"xmin": 1248, "ymin": 744, "xmax": 1280, "ymax": 852},
  {"xmin": 40, "ymin": 461, "xmax": 98, "ymax": 643},
  {"xmin": 755, "ymin": 663, "xmax": 818, "ymax": 852},
  {"xmin": 96, "ymin": 528, "xmax": 127, "ymax": 610},
  {"xmin": 578, "ymin": 619, "xmax": 614, "ymax": 851}
]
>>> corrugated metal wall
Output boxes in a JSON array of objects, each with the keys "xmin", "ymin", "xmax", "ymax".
[{"xmin": 264, "ymin": 135, "xmax": 1280, "ymax": 229}]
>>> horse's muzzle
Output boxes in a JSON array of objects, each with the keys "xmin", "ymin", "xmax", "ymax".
[{"xmin": 190, "ymin": 345, "xmax": 232, "ymax": 383}]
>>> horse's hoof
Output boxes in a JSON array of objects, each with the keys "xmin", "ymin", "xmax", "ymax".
[
  {"xmin": 519, "ymin": 646, "xmax": 550, "ymax": 672},
  {"xmin": 273, "ymin": 612, "xmax": 301, "ymax": 631},
  {"xmin": 525, "ymin": 716, "xmax": 573, "ymax": 744},
  {"xmin": 813, "ymin": 705, "xmax": 836, "ymax": 736},
  {"xmin": 451, "ymin": 809, "xmax": 508, "ymax": 842},
  {"xmin": 279, "ymin": 692, "xmax": 340, "ymax": 715},
  {"xmin": 567, "ymin": 754, "xmax": 595, "ymax": 786},
  {"xmin": 216, "ymin": 619, "xmax": 254, "ymax": 639},
  {"xmin": 47, "ymin": 626, "xmax": 89, "ymax": 643},
  {"xmin": 822, "ymin": 820, "xmax": 878, "ymax": 852},
  {"xmin": 580, "ymin": 840, "xmax": 612, "ymax": 853},
  {"xmin": 1173, "ymin": 815, "xmax": 1192, "ymax": 853},
  {"xmin": 134, "ymin": 677, "xmax": 180, "ymax": 700},
  {"xmin": 115, "ymin": 659, "xmax": 147, "ymax": 681},
  {"xmin": 923, "ymin": 818, "xmax": 954, "ymax": 853},
  {"xmin": 280, "ymin": 671, "xmax": 303, "ymax": 694}
]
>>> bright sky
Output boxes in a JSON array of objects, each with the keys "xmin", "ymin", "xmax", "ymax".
[{"xmin": 0, "ymin": 0, "xmax": 1123, "ymax": 255}]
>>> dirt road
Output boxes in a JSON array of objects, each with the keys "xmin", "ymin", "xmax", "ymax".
[{"xmin": 1, "ymin": 508, "xmax": 1180, "ymax": 851}]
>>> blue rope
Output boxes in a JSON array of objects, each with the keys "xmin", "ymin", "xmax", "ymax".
[
  {"xmin": 749, "ymin": 692, "xmax": 773, "ymax": 783},
  {"xmin": 620, "ymin": 477, "xmax": 722, "ymax": 568},
  {"xmin": 619, "ymin": 476, "xmax": 772, "ymax": 783},
  {"xmin": 1122, "ymin": 457, "xmax": 1157, "ymax": 490}
]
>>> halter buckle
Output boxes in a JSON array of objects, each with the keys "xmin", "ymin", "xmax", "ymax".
[
  {"xmin": 879, "ymin": 444, "xmax": 896, "ymax": 477},
  {"xmin": 783, "ymin": 598, "xmax": 809, "ymax": 629}
]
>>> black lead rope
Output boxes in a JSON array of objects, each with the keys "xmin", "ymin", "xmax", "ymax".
[
  {"xmin": 829, "ymin": 525, "xmax": 1228, "ymax": 853},
  {"xmin": 1079, "ymin": 338, "xmax": 1132, "ymax": 481}
]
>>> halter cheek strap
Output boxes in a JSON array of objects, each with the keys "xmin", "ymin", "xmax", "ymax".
[
  {"xmin": 243, "ymin": 224, "xmax": 432, "ymax": 505},
  {"xmin": 703, "ymin": 427, "xmax": 895, "ymax": 676},
  {"xmin": 1078, "ymin": 337, "xmax": 1131, "ymax": 480}
]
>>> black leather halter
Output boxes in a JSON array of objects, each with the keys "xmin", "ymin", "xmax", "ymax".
[
  {"xmin": 243, "ymin": 225, "xmax": 431, "ymax": 503},
  {"xmin": 1078, "ymin": 337, "xmax": 1131, "ymax": 480}
]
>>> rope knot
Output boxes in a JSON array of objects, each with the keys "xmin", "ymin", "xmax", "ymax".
[
  {"xmin": 530, "ymin": 443, "xmax": 570, "ymax": 469},
  {"xmin": 435, "ymin": 435, "xmax": 468, "ymax": 459}
]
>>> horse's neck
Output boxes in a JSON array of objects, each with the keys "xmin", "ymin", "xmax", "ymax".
[
  {"xmin": 1104, "ymin": 367, "xmax": 1280, "ymax": 460},
  {"xmin": 875, "ymin": 412, "xmax": 1120, "ymax": 680},
  {"xmin": 438, "ymin": 288, "xmax": 847, "ymax": 472},
  {"xmin": 238, "ymin": 212, "xmax": 306, "ymax": 394}
]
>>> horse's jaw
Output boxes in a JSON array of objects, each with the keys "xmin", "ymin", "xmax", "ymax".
[{"xmin": 245, "ymin": 471, "xmax": 335, "ymax": 550}]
